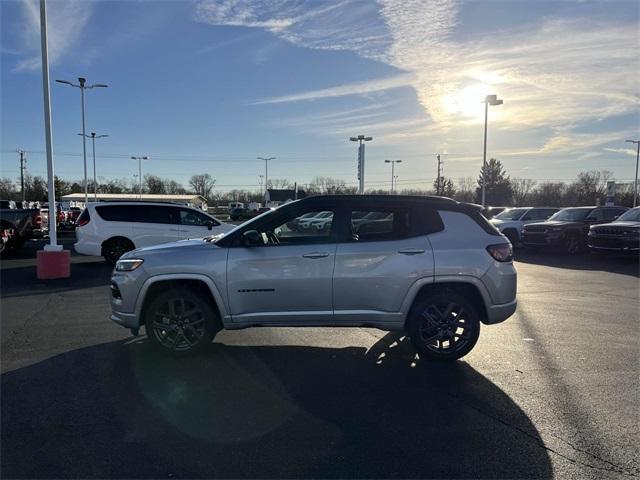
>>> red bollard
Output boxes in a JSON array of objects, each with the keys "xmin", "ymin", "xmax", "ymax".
[{"xmin": 36, "ymin": 249, "xmax": 71, "ymax": 279}]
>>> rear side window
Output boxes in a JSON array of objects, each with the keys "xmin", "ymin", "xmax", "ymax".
[
  {"xmin": 603, "ymin": 208, "xmax": 627, "ymax": 221},
  {"xmin": 95, "ymin": 205, "xmax": 132, "ymax": 222},
  {"xmin": 95, "ymin": 205, "xmax": 180, "ymax": 224},
  {"xmin": 441, "ymin": 209, "xmax": 501, "ymax": 236},
  {"xmin": 349, "ymin": 206, "xmax": 443, "ymax": 242}
]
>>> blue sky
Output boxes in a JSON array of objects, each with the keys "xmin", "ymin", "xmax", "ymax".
[{"xmin": 1, "ymin": 0, "xmax": 639, "ymax": 192}]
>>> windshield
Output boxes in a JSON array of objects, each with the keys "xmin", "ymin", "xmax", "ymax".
[
  {"xmin": 615, "ymin": 208, "xmax": 640, "ymax": 222},
  {"xmin": 494, "ymin": 208, "xmax": 527, "ymax": 220},
  {"xmin": 549, "ymin": 208, "xmax": 591, "ymax": 222}
]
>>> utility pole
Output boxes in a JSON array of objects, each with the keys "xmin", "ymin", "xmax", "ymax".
[
  {"xmin": 350, "ymin": 135, "xmax": 373, "ymax": 194},
  {"xmin": 18, "ymin": 150, "xmax": 26, "ymax": 202},
  {"xmin": 79, "ymin": 132, "xmax": 108, "ymax": 200},
  {"xmin": 56, "ymin": 77, "xmax": 108, "ymax": 204},
  {"xmin": 625, "ymin": 140, "xmax": 640, "ymax": 207},
  {"xmin": 436, "ymin": 154, "xmax": 442, "ymax": 196},
  {"xmin": 257, "ymin": 157, "xmax": 275, "ymax": 197},
  {"xmin": 131, "ymin": 156, "xmax": 149, "ymax": 199},
  {"xmin": 384, "ymin": 159, "xmax": 402, "ymax": 193}
]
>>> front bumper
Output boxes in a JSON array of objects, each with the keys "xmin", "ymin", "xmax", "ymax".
[
  {"xmin": 521, "ymin": 231, "xmax": 563, "ymax": 247},
  {"xmin": 110, "ymin": 311, "xmax": 140, "ymax": 329},
  {"xmin": 587, "ymin": 235, "xmax": 639, "ymax": 253}
]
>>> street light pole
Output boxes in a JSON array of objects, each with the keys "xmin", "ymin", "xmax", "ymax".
[
  {"xmin": 131, "ymin": 156, "xmax": 149, "ymax": 199},
  {"xmin": 257, "ymin": 157, "xmax": 275, "ymax": 196},
  {"xmin": 55, "ymin": 77, "xmax": 108, "ymax": 204},
  {"xmin": 481, "ymin": 94, "xmax": 503, "ymax": 207},
  {"xmin": 384, "ymin": 159, "xmax": 402, "ymax": 193},
  {"xmin": 350, "ymin": 135, "xmax": 373, "ymax": 194},
  {"xmin": 79, "ymin": 132, "xmax": 108, "ymax": 201},
  {"xmin": 626, "ymin": 140, "xmax": 640, "ymax": 207}
]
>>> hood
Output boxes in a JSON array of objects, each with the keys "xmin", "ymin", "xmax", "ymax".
[
  {"xmin": 122, "ymin": 238, "xmax": 220, "ymax": 259},
  {"xmin": 525, "ymin": 220, "xmax": 581, "ymax": 229},
  {"xmin": 591, "ymin": 221, "xmax": 640, "ymax": 230}
]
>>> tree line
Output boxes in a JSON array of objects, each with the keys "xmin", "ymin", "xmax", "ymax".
[{"xmin": 0, "ymin": 160, "xmax": 634, "ymax": 207}]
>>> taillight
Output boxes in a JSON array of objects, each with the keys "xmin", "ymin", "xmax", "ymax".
[
  {"xmin": 77, "ymin": 209, "xmax": 90, "ymax": 227},
  {"xmin": 487, "ymin": 243, "xmax": 513, "ymax": 262}
]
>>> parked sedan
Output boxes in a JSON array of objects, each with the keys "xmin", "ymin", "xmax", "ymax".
[
  {"xmin": 587, "ymin": 207, "xmax": 640, "ymax": 254},
  {"xmin": 521, "ymin": 205, "xmax": 629, "ymax": 254}
]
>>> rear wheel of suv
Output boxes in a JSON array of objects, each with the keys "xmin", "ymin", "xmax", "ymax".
[
  {"xmin": 145, "ymin": 287, "xmax": 220, "ymax": 356},
  {"xmin": 408, "ymin": 289, "xmax": 481, "ymax": 362},
  {"xmin": 102, "ymin": 237, "xmax": 134, "ymax": 264}
]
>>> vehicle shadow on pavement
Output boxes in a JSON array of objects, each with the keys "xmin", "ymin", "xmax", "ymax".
[
  {"xmin": 515, "ymin": 249, "xmax": 639, "ymax": 277},
  {"xmin": 0, "ymin": 261, "xmax": 113, "ymax": 299},
  {"xmin": 1, "ymin": 333, "xmax": 552, "ymax": 479}
]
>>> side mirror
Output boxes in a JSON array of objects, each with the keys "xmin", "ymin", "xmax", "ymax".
[
  {"xmin": 206, "ymin": 221, "xmax": 214, "ymax": 231},
  {"xmin": 243, "ymin": 230, "xmax": 263, "ymax": 246}
]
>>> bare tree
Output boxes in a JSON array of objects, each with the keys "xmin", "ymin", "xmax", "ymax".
[
  {"xmin": 511, "ymin": 178, "xmax": 537, "ymax": 206},
  {"xmin": 308, "ymin": 176, "xmax": 348, "ymax": 194},
  {"xmin": 189, "ymin": 173, "xmax": 216, "ymax": 200},
  {"xmin": 454, "ymin": 177, "xmax": 476, "ymax": 203},
  {"xmin": 145, "ymin": 174, "xmax": 167, "ymax": 194},
  {"xmin": 266, "ymin": 178, "xmax": 290, "ymax": 189},
  {"xmin": 0, "ymin": 178, "xmax": 17, "ymax": 200}
]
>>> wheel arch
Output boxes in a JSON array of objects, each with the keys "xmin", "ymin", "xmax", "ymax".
[
  {"xmin": 101, "ymin": 235, "xmax": 135, "ymax": 251},
  {"xmin": 136, "ymin": 274, "xmax": 228, "ymax": 327},
  {"xmin": 403, "ymin": 278, "xmax": 490, "ymax": 327}
]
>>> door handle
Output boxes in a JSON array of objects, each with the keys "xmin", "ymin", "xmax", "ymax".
[
  {"xmin": 302, "ymin": 252, "xmax": 330, "ymax": 259},
  {"xmin": 169, "ymin": 228, "xmax": 188, "ymax": 232},
  {"xmin": 398, "ymin": 248, "xmax": 425, "ymax": 255}
]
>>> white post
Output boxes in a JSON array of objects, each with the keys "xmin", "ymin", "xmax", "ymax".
[{"xmin": 39, "ymin": 0, "xmax": 60, "ymax": 251}]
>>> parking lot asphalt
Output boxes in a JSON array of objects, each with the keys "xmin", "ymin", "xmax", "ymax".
[{"xmin": 1, "ymin": 234, "xmax": 638, "ymax": 479}]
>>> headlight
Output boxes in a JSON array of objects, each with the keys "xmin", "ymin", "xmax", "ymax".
[{"xmin": 115, "ymin": 258, "xmax": 144, "ymax": 272}]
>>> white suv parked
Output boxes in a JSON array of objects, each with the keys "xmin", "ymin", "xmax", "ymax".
[
  {"xmin": 75, "ymin": 202, "xmax": 234, "ymax": 264},
  {"xmin": 490, "ymin": 207, "xmax": 559, "ymax": 245},
  {"xmin": 109, "ymin": 195, "xmax": 517, "ymax": 361}
]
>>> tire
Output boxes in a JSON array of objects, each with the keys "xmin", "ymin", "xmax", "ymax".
[
  {"xmin": 408, "ymin": 289, "xmax": 481, "ymax": 362},
  {"xmin": 563, "ymin": 234, "xmax": 582, "ymax": 255},
  {"xmin": 144, "ymin": 286, "xmax": 221, "ymax": 356},
  {"xmin": 503, "ymin": 229, "xmax": 519, "ymax": 247},
  {"xmin": 102, "ymin": 237, "xmax": 135, "ymax": 265}
]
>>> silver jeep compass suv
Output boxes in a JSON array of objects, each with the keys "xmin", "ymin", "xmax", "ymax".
[{"xmin": 110, "ymin": 195, "xmax": 517, "ymax": 361}]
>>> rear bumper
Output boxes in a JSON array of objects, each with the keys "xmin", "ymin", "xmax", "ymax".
[
  {"xmin": 486, "ymin": 299, "xmax": 517, "ymax": 325},
  {"xmin": 74, "ymin": 240, "xmax": 102, "ymax": 257}
]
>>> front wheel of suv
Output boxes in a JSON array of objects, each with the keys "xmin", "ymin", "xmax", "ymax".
[
  {"xmin": 144, "ymin": 287, "xmax": 220, "ymax": 356},
  {"xmin": 408, "ymin": 289, "xmax": 481, "ymax": 362}
]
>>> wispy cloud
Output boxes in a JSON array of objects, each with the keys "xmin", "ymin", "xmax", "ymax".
[
  {"xmin": 195, "ymin": 0, "xmax": 639, "ymax": 156},
  {"xmin": 14, "ymin": 0, "xmax": 93, "ymax": 72},
  {"xmin": 252, "ymin": 73, "xmax": 415, "ymax": 104},
  {"xmin": 603, "ymin": 147, "xmax": 638, "ymax": 157}
]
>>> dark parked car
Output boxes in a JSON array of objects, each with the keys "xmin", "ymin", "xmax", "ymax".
[
  {"xmin": 0, "ymin": 201, "xmax": 42, "ymax": 255},
  {"xmin": 587, "ymin": 206, "xmax": 639, "ymax": 254},
  {"xmin": 521, "ymin": 206, "xmax": 629, "ymax": 254}
]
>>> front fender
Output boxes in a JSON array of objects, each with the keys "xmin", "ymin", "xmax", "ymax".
[{"xmin": 134, "ymin": 273, "xmax": 230, "ymax": 324}]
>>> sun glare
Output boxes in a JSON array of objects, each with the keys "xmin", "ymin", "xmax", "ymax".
[{"xmin": 442, "ymin": 83, "xmax": 494, "ymax": 119}]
